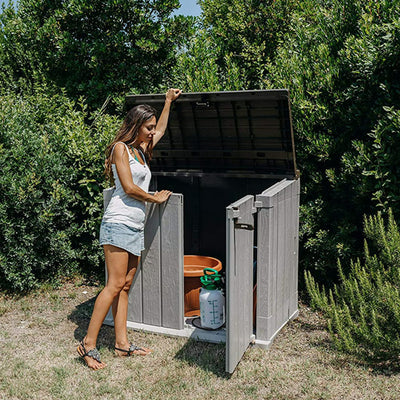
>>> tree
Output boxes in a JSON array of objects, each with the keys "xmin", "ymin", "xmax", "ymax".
[
  {"xmin": 0, "ymin": 0, "xmax": 193, "ymax": 107},
  {"xmin": 168, "ymin": 28, "xmax": 246, "ymax": 92},
  {"xmin": 199, "ymin": 0, "xmax": 297, "ymax": 87},
  {"xmin": 196, "ymin": 0, "xmax": 400, "ymax": 284}
]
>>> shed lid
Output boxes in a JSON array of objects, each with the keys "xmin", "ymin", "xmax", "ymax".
[{"xmin": 125, "ymin": 90, "xmax": 298, "ymax": 178}]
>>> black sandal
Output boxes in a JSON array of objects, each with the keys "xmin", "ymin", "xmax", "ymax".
[
  {"xmin": 77, "ymin": 340, "xmax": 102, "ymax": 363},
  {"xmin": 114, "ymin": 343, "xmax": 151, "ymax": 356}
]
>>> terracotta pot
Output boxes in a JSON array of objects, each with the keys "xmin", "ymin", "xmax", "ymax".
[{"xmin": 184, "ymin": 255, "xmax": 222, "ymax": 317}]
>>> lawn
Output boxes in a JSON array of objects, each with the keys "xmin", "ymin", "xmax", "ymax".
[{"xmin": 0, "ymin": 280, "xmax": 399, "ymax": 400}]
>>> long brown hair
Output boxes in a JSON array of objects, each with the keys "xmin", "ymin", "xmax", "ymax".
[{"xmin": 104, "ymin": 104, "xmax": 157, "ymax": 181}]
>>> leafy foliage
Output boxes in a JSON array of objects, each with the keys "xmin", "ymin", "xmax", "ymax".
[
  {"xmin": 0, "ymin": 88, "xmax": 118, "ymax": 290},
  {"xmin": 199, "ymin": 0, "xmax": 298, "ymax": 87},
  {"xmin": 195, "ymin": 0, "xmax": 400, "ymax": 283},
  {"xmin": 305, "ymin": 209, "xmax": 400, "ymax": 361},
  {"xmin": 0, "ymin": 0, "xmax": 193, "ymax": 108},
  {"xmin": 1, "ymin": 0, "xmax": 400, "ymax": 291},
  {"xmin": 168, "ymin": 29, "xmax": 246, "ymax": 92}
]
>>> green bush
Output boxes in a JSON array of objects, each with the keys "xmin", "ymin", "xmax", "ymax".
[
  {"xmin": 0, "ymin": 88, "xmax": 119, "ymax": 291},
  {"xmin": 268, "ymin": 1, "xmax": 400, "ymax": 284},
  {"xmin": 195, "ymin": 0, "xmax": 400, "ymax": 285},
  {"xmin": 168, "ymin": 29, "xmax": 246, "ymax": 92},
  {"xmin": 0, "ymin": 0, "xmax": 193, "ymax": 109},
  {"xmin": 305, "ymin": 209, "xmax": 400, "ymax": 362},
  {"xmin": 2, "ymin": 0, "xmax": 400, "ymax": 293}
]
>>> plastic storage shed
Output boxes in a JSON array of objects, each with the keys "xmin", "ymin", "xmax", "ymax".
[{"xmin": 103, "ymin": 89, "xmax": 300, "ymax": 374}]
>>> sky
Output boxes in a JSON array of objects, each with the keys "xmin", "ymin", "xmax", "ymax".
[
  {"xmin": 174, "ymin": 0, "xmax": 202, "ymax": 17},
  {"xmin": 9, "ymin": 0, "xmax": 202, "ymax": 16}
]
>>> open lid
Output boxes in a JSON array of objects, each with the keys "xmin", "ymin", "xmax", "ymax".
[{"xmin": 125, "ymin": 90, "xmax": 298, "ymax": 179}]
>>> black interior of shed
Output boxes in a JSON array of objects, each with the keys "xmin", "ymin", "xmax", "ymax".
[{"xmin": 151, "ymin": 175, "xmax": 279, "ymax": 264}]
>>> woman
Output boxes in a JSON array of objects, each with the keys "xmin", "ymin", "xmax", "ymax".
[{"xmin": 77, "ymin": 88, "xmax": 182, "ymax": 370}]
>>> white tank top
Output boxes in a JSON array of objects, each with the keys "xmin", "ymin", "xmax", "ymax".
[{"xmin": 102, "ymin": 142, "xmax": 151, "ymax": 230}]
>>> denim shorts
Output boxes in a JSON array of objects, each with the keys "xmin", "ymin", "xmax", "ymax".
[{"xmin": 99, "ymin": 222, "xmax": 145, "ymax": 256}]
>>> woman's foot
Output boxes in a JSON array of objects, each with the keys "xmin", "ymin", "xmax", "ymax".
[
  {"xmin": 77, "ymin": 338, "xmax": 107, "ymax": 370},
  {"xmin": 114, "ymin": 341, "xmax": 152, "ymax": 357}
]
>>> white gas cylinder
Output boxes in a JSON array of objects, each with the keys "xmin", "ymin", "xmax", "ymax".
[{"xmin": 199, "ymin": 287, "xmax": 225, "ymax": 329}]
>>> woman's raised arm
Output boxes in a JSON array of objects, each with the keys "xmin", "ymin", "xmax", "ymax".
[{"xmin": 152, "ymin": 88, "xmax": 182, "ymax": 148}]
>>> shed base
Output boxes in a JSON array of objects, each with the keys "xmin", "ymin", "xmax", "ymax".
[
  {"xmin": 103, "ymin": 309, "xmax": 297, "ymax": 348},
  {"xmin": 253, "ymin": 309, "xmax": 299, "ymax": 349},
  {"xmin": 103, "ymin": 315, "xmax": 227, "ymax": 344}
]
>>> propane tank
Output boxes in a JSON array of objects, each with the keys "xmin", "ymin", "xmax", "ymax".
[{"xmin": 200, "ymin": 267, "xmax": 225, "ymax": 329}]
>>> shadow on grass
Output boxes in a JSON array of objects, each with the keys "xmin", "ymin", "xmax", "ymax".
[
  {"xmin": 295, "ymin": 319, "xmax": 326, "ymax": 332},
  {"xmin": 366, "ymin": 361, "xmax": 400, "ymax": 376},
  {"xmin": 174, "ymin": 339, "xmax": 231, "ymax": 379},
  {"xmin": 68, "ymin": 293, "xmax": 115, "ymax": 352},
  {"xmin": 321, "ymin": 350, "xmax": 400, "ymax": 377}
]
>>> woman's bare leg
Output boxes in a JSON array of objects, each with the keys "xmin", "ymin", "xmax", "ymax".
[
  {"xmin": 78, "ymin": 244, "xmax": 129, "ymax": 369},
  {"xmin": 112, "ymin": 252, "xmax": 138, "ymax": 349},
  {"xmin": 113, "ymin": 253, "xmax": 151, "ymax": 356}
]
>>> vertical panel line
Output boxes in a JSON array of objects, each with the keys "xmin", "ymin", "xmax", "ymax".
[
  {"xmin": 159, "ymin": 203, "xmax": 163, "ymax": 326},
  {"xmin": 141, "ymin": 253, "xmax": 144, "ymax": 323}
]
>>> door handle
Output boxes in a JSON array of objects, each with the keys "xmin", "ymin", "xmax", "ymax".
[{"xmin": 234, "ymin": 222, "xmax": 254, "ymax": 230}]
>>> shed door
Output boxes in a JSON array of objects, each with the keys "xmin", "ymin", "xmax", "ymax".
[
  {"xmin": 226, "ymin": 195, "xmax": 254, "ymax": 374},
  {"xmin": 128, "ymin": 193, "xmax": 184, "ymax": 329},
  {"xmin": 104, "ymin": 190, "xmax": 184, "ymax": 331},
  {"xmin": 255, "ymin": 179, "xmax": 300, "ymax": 344}
]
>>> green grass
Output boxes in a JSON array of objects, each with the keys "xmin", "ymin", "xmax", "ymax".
[{"xmin": 0, "ymin": 282, "xmax": 400, "ymax": 400}]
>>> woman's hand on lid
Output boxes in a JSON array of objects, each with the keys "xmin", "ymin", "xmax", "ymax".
[
  {"xmin": 166, "ymin": 88, "xmax": 182, "ymax": 102},
  {"xmin": 152, "ymin": 89, "xmax": 181, "ymax": 149}
]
